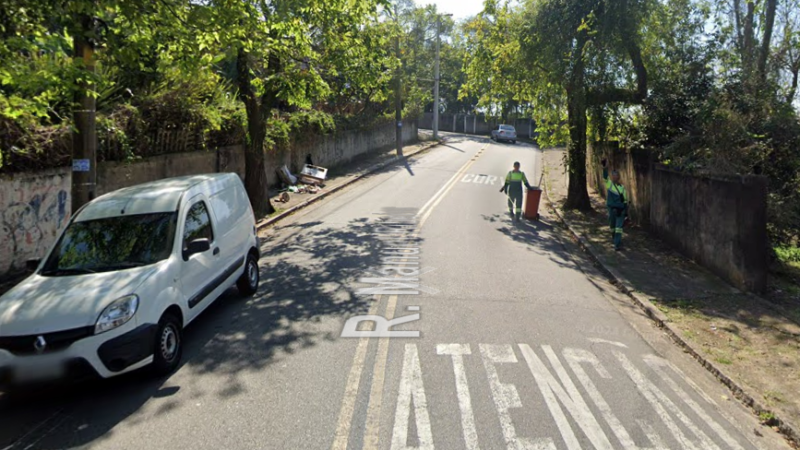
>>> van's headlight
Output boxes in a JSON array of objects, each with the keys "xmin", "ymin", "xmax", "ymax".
[{"xmin": 95, "ymin": 295, "xmax": 139, "ymax": 334}]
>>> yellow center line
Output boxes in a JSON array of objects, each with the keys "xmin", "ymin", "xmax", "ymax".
[
  {"xmin": 332, "ymin": 143, "xmax": 488, "ymax": 450},
  {"xmin": 362, "ymin": 145, "xmax": 487, "ymax": 449},
  {"xmin": 331, "ymin": 295, "xmax": 382, "ymax": 450},
  {"xmin": 363, "ymin": 295, "xmax": 398, "ymax": 449}
]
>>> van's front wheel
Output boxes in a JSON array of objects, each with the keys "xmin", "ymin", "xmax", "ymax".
[
  {"xmin": 152, "ymin": 314, "xmax": 182, "ymax": 376},
  {"xmin": 237, "ymin": 254, "xmax": 259, "ymax": 296}
]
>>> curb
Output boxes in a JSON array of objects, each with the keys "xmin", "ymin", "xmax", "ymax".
[
  {"xmin": 256, "ymin": 139, "xmax": 442, "ymax": 230},
  {"xmin": 541, "ymin": 164, "xmax": 800, "ymax": 449}
]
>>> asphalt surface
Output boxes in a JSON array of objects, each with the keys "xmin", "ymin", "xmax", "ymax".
[{"xmin": 0, "ymin": 134, "xmax": 787, "ymax": 449}]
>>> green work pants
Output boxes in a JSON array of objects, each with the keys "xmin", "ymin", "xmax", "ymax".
[
  {"xmin": 608, "ymin": 207, "xmax": 625, "ymax": 249},
  {"xmin": 508, "ymin": 190, "xmax": 523, "ymax": 220}
]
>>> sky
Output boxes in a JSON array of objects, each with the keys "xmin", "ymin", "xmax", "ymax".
[{"xmin": 413, "ymin": 0, "xmax": 485, "ymax": 20}]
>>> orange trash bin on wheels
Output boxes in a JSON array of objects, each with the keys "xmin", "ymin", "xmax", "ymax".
[{"xmin": 524, "ymin": 187, "xmax": 542, "ymax": 220}]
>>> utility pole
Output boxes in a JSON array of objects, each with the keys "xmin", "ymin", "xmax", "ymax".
[
  {"xmin": 72, "ymin": 12, "xmax": 97, "ymax": 214},
  {"xmin": 433, "ymin": 13, "xmax": 452, "ymax": 141},
  {"xmin": 395, "ymin": 3, "xmax": 403, "ymax": 158}
]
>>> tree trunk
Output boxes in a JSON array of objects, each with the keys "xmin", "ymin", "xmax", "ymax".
[
  {"xmin": 236, "ymin": 48, "xmax": 274, "ymax": 218},
  {"xmin": 564, "ymin": 31, "xmax": 591, "ymax": 211},
  {"xmin": 742, "ymin": 0, "xmax": 757, "ymax": 78},
  {"xmin": 788, "ymin": 64, "xmax": 799, "ymax": 104},
  {"xmin": 565, "ymin": 85, "xmax": 591, "ymax": 211},
  {"xmin": 757, "ymin": 0, "xmax": 777, "ymax": 80}
]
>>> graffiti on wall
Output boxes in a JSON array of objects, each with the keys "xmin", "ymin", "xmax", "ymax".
[{"xmin": 0, "ymin": 180, "xmax": 69, "ymax": 276}]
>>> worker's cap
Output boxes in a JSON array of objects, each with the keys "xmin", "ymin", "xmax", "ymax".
[{"xmin": 513, "ymin": 161, "xmax": 520, "ymax": 167}]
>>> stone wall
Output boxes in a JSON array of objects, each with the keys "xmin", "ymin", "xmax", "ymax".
[
  {"xmin": 0, "ymin": 169, "xmax": 71, "ymax": 277},
  {"xmin": 419, "ymin": 113, "xmax": 535, "ymax": 138},
  {"xmin": 650, "ymin": 167, "xmax": 768, "ymax": 293},
  {"xmin": 0, "ymin": 121, "xmax": 418, "ymax": 279},
  {"xmin": 587, "ymin": 142, "xmax": 654, "ymax": 227},
  {"xmin": 264, "ymin": 119, "xmax": 418, "ymax": 187},
  {"xmin": 588, "ymin": 142, "xmax": 768, "ymax": 293}
]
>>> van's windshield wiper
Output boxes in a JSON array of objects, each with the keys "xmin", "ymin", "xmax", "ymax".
[
  {"xmin": 99, "ymin": 262, "xmax": 149, "ymax": 270},
  {"xmin": 39, "ymin": 267, "xmax": 97, "ymax": 276}
]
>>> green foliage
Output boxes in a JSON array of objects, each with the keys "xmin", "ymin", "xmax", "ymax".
[
  {"xmin": 775, "ymin": 246, "xmax": 800, "ymax": 265},
  {"xmin": 265, "ymin": 109, "xmax": 337, "ymax": 149}
]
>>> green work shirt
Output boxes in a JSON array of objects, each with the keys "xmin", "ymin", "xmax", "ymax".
[
  {"xmin": 603, "ymin": 168, "xmax": 627, "ymax": 209},
  {"xmin": 504, "ymin": 170, "xmax": 529, "ymax": 196}
]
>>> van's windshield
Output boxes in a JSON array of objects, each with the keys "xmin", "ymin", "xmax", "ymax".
[{"xmin": 40, "ymin": 212, "xmax": 178, "ymax": 276}]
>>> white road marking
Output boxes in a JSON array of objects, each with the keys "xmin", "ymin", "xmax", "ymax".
[
  {"xmin": 331, "ymin": 297, "xmax": 381, "ymax": 450},
  {"xmin": 461, "ymin": 173, "xmax": 497, "ymax": 185},
  {"xmin": 418, "ymin": 148, "xmax": 485, "ymax": 229},
  {"xmin": 638, "ymin": 420, "xmax": 670, "ymax": 449},
  {"xmin": 643, "ymin": 355, "xmax": 745, "ymax": 450},
  {"xmin": 2, "ymin": 409, "xmax": 65, "ymax": 450},
  {"xmin": 615, "ymin": 351, "xmax": 718, "ymax": 450},
  {"xmin": 588, "ymin": 338, "xmax": 628, "ymax": 348},
  {"xmin": 520, "ymin": 345, "xmax": 613, "ymax": 450},
  {"xmin": 437, "ymin": 344, "xmax": 480, "ymax": 450},
  {"xmin": 563, "ymin": 348, "xmax": 666, "ymax": 450},
  {"xmin": 364, "ymin": 295, "xmax": 399, "ymax": 449},
  {"xmin": 418, "ymin": 146, "xmax": 485, "ymax": 219},
  {"xmin": 391, "ymin": 344, "xmax": 434, "ymax": 450},
  {"xmin": 480, "ymin": 344, "xmax": 556, "ymax": 450}
]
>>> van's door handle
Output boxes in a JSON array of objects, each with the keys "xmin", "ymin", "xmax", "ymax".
[{"xmin": 213, "ymin": 247, "xmax": 220, "ymax": 256}]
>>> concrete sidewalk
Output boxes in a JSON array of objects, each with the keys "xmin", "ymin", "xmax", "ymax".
[
  {"xmin": 258, "ymin": 132, "xmax": 438, "ymax": 230},
  {"xmin": 543, "ymin": 148, "xmax": 800, "ymax": 447}
]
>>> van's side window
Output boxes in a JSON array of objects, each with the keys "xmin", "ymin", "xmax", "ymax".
[{"xmin": 183, "ymin": 201, "xmax": 214, "ymax": 249}]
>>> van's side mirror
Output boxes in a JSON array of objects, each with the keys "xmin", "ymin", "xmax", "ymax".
[
  {"xmin": 183, "ymin": 238, "xmax": 211, "ymax": 260},
  {"xmin": 26, "ymin": 258, "xmax": 41, "ymax": 272}
]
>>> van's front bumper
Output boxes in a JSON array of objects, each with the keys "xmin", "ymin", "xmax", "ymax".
[{"xmin": 0, "ymin": 320, "xmax": 156, "ymax": 388}]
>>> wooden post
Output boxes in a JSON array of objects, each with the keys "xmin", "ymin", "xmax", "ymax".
[{"xmin": 72, "ymin": 13, "xmax": 97, "ymax": 213}]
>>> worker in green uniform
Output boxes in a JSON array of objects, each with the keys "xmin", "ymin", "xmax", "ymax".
[
  {"xmin": 499, "ymin": 161, "xmax": 533, "ymax": 222},
  {"xmin": 602, "ymin": 159, "xmax": 628, "ymax": 251}
]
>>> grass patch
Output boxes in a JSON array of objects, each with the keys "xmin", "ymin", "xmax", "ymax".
[
  {"xmin": 759, "ymin": 411, "xmax": 779, "ymax": 426},
  {"xmin": 765, "ymin": 390, "xmax": 785, "ymax": 405},
  {"xmin": 715, "ymin": 356, "xmax": 733, "ymax": 365},
  {"xmin": 775, "ymin": 246, "xmax": 800, "ymax": 266}
]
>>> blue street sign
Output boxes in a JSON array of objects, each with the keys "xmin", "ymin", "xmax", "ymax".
[{"xmin": 72, "ymin": 159, "xmax": 91, "ymax": 172}]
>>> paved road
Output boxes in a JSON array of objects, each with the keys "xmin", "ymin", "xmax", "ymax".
[{"xmin": 0, "ymin": 135, "xmax": 786, "ymax": 449}]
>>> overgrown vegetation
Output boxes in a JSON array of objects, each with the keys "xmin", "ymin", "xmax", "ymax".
[
  {"xmin": 4, "ymin": 0, "xmax": 799, "ymax": 237},
  {"xmin": 0, "ymin": 0, "xmax": 458, "ymax": 215},
  {"xmin": 461, "ymin": 0, "xmax": 800, "ymax": 247}
]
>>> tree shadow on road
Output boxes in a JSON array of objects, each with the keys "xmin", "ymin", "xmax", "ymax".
[
  {"xmin": 481, "ymin": 213, "xmax": 583, "ymax": 273},
  {"xmin": 0, "ymin": 213, "xmax": 418, "ymax": 449}
]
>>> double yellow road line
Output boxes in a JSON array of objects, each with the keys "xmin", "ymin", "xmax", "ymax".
[{"xmin": 331, "ymin": 144, "xmax": 487, "ymax": 450}]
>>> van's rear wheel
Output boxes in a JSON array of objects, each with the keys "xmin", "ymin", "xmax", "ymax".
[
  {"xmin": 237, "ymin": 254, "xmax": 259, "ymax": 296},
  {"xmin": 152, "ymin": 314, "xmax": 182, "ymax": 376}
]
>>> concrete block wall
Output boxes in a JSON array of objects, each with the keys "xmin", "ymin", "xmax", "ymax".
[
  {"xmin": 0, "ymin": 121, "xmax": 418, "ymax": 279},
  {"xmin": 0, "ymin": 169, "xmax": 71, "ymax": 277},
  {"xmin": 650, "ymin": 167, "xmax": 768, "ymax": 293},
  {"xmin": 587, "ymin": 142, "xmax": 654, "ymax": 227},
  {"xmin": 264, "ymin": 119, "xmax": 417, "ymax": 187},
  {"xmin": 588, "ymin": 141, "xmax": 768, "ymax": 293},
  {"xmin": 419, "ymin": 113, "xmax": 535, "ymax": 138}
]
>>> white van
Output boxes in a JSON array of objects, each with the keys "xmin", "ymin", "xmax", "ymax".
[{"xmin": 0, "ymin": 174, "xmax": 260, "ymax": 387}]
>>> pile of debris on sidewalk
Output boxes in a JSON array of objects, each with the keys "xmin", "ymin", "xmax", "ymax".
[{"xmin": 273, "ymin": 162, "xmax": 328, "ymax": 204}]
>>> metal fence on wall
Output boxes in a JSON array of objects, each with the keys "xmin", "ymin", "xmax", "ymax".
[{"xmin": 418, "ymin": 113, "xmax": 536, "ymax": 138}]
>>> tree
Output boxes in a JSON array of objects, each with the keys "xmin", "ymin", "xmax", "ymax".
[
  {"xmin": 461, "ymin": 0, "xmax": 532, "ymax": 121},
  {"xmin": 774, "ymin": 0, "xmax": 800, "ymax": 103},
  {"xmin": 199, "ymin": 0, "xmax": 384, "ymax": 217},
  {"xmin": 730, "ymin": 0, "xmax": 779, "ymax": 85},
  {"xmin": 518, "ymin": 0, "xmax": 649, "ymax": 210}
]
